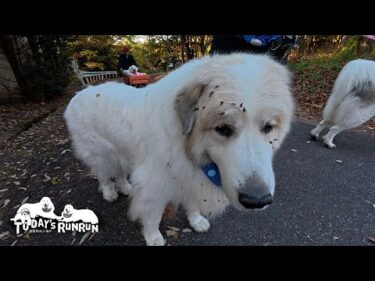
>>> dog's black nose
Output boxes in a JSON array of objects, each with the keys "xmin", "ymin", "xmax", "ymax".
[{"xmin": 238, "ymin": 192, "xmax": 273, "ymax": 209}]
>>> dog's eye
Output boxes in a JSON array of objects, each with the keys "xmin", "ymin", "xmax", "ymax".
[
  {"xmin": 215, "ymin": 125, "xmax": 233, "ymax": 138},
  {"xmin": 262, "ymin": 123, "xmax": 273, "ymax": 134}
]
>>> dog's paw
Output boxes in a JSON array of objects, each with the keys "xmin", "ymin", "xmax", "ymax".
[
  {"xmin": 190, "ymin": 215, "xmax": 210, "ymax": 232},
  {"xmin": 309, "ymin": 131, "xmax": 319, "ymax": 141},
  {"xmin": 102, "ymin": 189, "xmax": 118, "ymax": 202},
  {"xmin": 325, "ymin": 142, "xmax": 336, "ymax": 149},
  {"xmin": 118, "ymin": 182, "xmax": 133, "ymax": 196},
  {"xmin": 322, "ymin": 136, "xmax": 336, "ymax": 149},
  {"xmin": 145, "ymin": 232, "xmax": 166, "ymax": 246}
]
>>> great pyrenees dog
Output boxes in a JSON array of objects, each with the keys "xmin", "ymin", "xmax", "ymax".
[
  {"xmin": 64, "ymin": 53, "xmax": 294, "ymax": 245},
  {"xmin": 310, "ymin": 59, "xmax": 375, "ymax": 148},
  {"xmin": 122, "ymin": 65, "xmax": 145, "ymax": 77}
]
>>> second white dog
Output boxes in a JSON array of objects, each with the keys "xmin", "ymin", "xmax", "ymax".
[{"xmin": 310, "ymin": 59, "xmax": 375, "ymax": 148}]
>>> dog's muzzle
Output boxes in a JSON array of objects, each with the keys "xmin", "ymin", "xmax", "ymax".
[
  {"xmin": 238, "ymin": 192, "xmax": 272, "ymax": 209},
  {"xmin": 238, "ymin": 179, "xmax": 273, "ymax": 209}
]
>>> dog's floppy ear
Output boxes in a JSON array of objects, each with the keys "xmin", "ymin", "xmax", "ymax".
[{"xmin": 174, "ymin": 82, "xmax": 206, "ymax": 135}]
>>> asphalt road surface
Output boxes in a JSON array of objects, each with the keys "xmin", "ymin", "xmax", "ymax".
[{"xmin": 0, "ymin": 108, "xmax": 374, "ymax": 246}]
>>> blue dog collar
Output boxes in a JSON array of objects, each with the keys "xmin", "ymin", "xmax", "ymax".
[{"xmin": 201, "ymin": 162, "xmax": 222, "ymax": 187}]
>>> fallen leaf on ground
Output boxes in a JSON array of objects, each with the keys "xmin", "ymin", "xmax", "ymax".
[
  {"xmin": 21, "ymin": 196, "xmax": 29, "ymax": 205},
  {"xmin": 79, "ymin": 232, "xmax": 91, "ymax": 245},
  {"xmin": 88, "ymin": 233, "xmax": 96, "ymax": 241},
  {"xmin": 166, "ymin": 229, "xmax": 179, "ymax": 239},
  {"xmin": 2, "ymin": 199, "xmax": 10, "ymax": 208},
  {"xmin": 167, "ymin": 226, "xmax": 180, "ymax": 232},
  {"xmin": 43, "ymin": 173, "xmax": 51, "ymax": 182},
  {"xmin": 0, "ymin": 231, "xmax": 10, "ymax": 240},
  {"xmin": 163, "ymin": 203, "xmax": 176, "ymax": 221},
  {"xmin": 61, "ymin": 149, "xmax": 72, "ymax": 155},
  {"xmin": 50, "ymin": 177, "xmax": 59, "ymax": 185}
]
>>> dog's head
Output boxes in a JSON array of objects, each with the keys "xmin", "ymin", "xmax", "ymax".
[
  {"xmin": 128, "ymin": 65, "xmax": 138, "ymax": 74},
  {"xmin": 40, "ymin": 197, "xmax": 55, "ymax": 213},
  {"xmin": 20, "ymin": 208, "xmax": 31, "ymax": 218},
  {"xmin": 62, "ymin": 204, "xmax": 75, "ymax": 218},
  {"xmin": 174, "ymin": 54, "xmax": 294, "ymax": 210}
]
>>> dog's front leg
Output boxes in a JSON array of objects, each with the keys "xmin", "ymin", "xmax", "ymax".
[
  {"xmin": 129, "ymin": 196, "xmax": 166, "ymax": 246},
  {"xmin": 310, "ymin": 120, "xmax": 329, "ymax": 140},
  {"xmin": 142, "ymin": 210, "xmax": 166, "ymax": 246},
  {"xmin": 186, "ymin": 208, "xmax": 210, "ymax": 233}
]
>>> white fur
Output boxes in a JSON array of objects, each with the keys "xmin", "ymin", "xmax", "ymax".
[
  {"xmin": 64, "ymin": 53, "xmax": 294, "ymax": 246},
  {"xmin": 128, "ymin": 65, "xmax": 138, "ymax": 74},
  {"xmin": 310, "ymin": 59, "xmax": 375, "ymax": 148},
  {"xmin": 61, "ymin": 204, "xmax": 98, "ymax": 224},
  {"xmin": 122, "ymin": 65, "xmax": 145, "ymax": 77}
]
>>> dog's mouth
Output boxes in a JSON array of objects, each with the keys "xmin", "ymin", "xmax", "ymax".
[
  {"xmin": 63, "ymin": 212, "xmax": 72, "ymax": 218},
  {"xmin": 42, "ymin": 206, "xmax": 52, "ymax": 213},
  {"xmin": 238, "ymin": 192, "xmax": 273, "ymax": 209}
]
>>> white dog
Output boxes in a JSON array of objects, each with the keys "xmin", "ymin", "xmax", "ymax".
[
  {"xmin": 122, "ymin": 65, "xmax": 145, "ymax": 77},
  {"xmin": 64, "ymin": 53, "xmax": 294, "ymax": 246},
  {"xmin": 11, "ymin": 197, "xmax": 59, "ymax": 223},
  {"xmin": 310, "ymin": 59, "xmax": 375, "ymax": 148},
  {"xmin": 60, "ymin": 204, "xmax": 98, "ymax": 224}
]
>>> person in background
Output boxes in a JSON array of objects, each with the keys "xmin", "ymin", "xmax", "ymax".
[
  {"xmin": 210, "ymin": 35, "xmax": 297, "ymax": 63},
  {"xmin": 118, "ymin": 46, "xmax": 138, "ymax": 76}
]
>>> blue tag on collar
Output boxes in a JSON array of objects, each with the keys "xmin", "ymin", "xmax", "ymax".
[{"xmin": 201, "ymin": 162, "xmax": 222, "ymax": 187}]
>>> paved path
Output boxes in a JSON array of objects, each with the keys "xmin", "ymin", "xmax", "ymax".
[{"xmin": 0, "ymin": 107, "xmax": 374, "ymax": 246}]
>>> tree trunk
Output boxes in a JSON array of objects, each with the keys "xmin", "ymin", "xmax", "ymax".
[
  {"xmin": 0, "ymin": 35, "xmax": 28, "ymax": 94},
  {"xmin": 199, "ymin": 35, "xmax": 207, "ymax": 56},
  {"xmin": 356, "ymin": 36, "xmax": 364, "ymax": 55},
  {"xmin": 26, "ymin": 35, "xmax": 42, "ymax": 65},
  {"xmin": 181, "ymin": 35, "xmax": 194, "ymax": 61}
]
